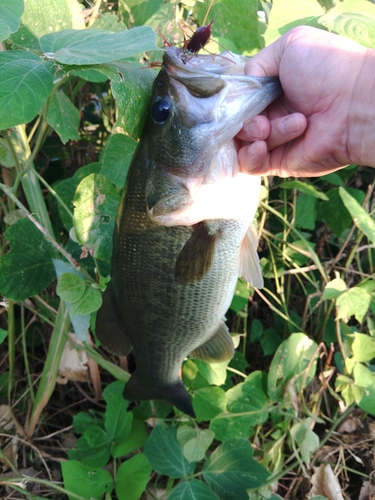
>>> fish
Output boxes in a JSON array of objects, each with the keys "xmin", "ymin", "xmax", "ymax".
[{"xmin": 96, "ymin": 46, "xmax": 281, "ymax": 418}]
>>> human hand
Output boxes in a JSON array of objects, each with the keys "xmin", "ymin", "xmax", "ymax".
[{"xmin": 238, "ymin": 26, "xmax": 375, "ymax": 177}]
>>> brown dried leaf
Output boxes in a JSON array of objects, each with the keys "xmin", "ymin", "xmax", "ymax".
[
  {"xmin": 308, "ymin": 464, "xmax": 344, "ymax": 500},
  {"xmin": 57, "ymin": 333, "xmax": 89, "ymax": 384}
]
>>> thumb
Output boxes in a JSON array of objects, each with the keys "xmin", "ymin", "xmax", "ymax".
[{"xmin": 244, "ymin": 39, "xmax": 283, "ymax": 77}]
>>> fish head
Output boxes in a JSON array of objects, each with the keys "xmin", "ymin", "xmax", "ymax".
[{"xmin": 144, "ymin": 47, "xmax": 281, "ymax": 225}]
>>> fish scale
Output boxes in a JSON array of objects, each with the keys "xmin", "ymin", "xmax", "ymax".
[{"xmin": 96, "ymin": 47, "xmax": 281, "ymax": 417}]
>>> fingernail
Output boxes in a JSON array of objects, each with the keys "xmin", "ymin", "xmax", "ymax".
[{"xmin": 280, "ymin": 115, "xmax": 300, "ymax": 134}]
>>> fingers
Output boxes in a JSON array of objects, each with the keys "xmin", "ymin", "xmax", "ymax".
[
  {"xmin": 238, "ymin": 113, "xmax": 307, "ymax": 176},
  {"xmin": 244, "ymin": 39, "xmax": 284, "ymax": 77}
]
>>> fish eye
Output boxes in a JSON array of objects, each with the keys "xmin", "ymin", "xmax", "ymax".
[{"xmin": 151, "ymin": 97, "xmax": 172, "ymax": 124}]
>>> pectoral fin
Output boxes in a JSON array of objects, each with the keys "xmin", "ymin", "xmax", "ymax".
[
  {"xmin": 175, "ymin": 222, "xmax": 216, "ymax": 284},
  {"xmin": 96, "ymin": 284, "xmax": 132, "ymax": 356},
  {"xmin": 239, "ymin": 224, "xmax": 263, "ymax": 288},
  {"xmin": 189, "ymin": 321, "xmax": 234, "ymax": 362}
]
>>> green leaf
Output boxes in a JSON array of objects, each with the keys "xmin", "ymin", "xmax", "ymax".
[
  {"xmin": 358, "ymin": 380, "xmax": 375, "ymax": 415},
  {"xmin": 56, "ymin": 272, "xmax": 86, "ymax": 303},
  {"xmin": 336, "ymin": 287, "xmax": 371, "ymax": 323},
  {"xmin": 104, "ymin": 392, "xmax": 133, "ymax": 443},
  {"xmin": 73, "ymin": 173, "xmax": 120, "ymax": 262},
  {"xmin": 322, "ymin": 278, "xmax": 347, "ymax": 300},
  {"xmin": 209, "ymin": 413, "xmax": 255, "ymax": 443},
  {"xmin": 10, "ymin": 0, "xmax": 84, "ymax": 51},
  {"xmin": 0, "ymin": 0, "xmax": 24, "ymax": 42},
  {"xmin": 51, "ymin": 177, "xmax": 78, "ymax": 230},
  {"xmin": 352, "ymin": 333, "xmax": 375, "ymax": 362},
  {"xmin": 0, "ymin": 328, "xmax": 8, "ymax": 344},
  {"xmin": 318, "ymin": 187, "xmax": 365, "ymax": 237},
  {"xmin": 267, "ymin": 333, "xmax": 318, "ymax": 400},
  {"xmin": 280, "ymin": 180, "xmax": 328, "ymax": 200},
  {"xmin": 295, "ymin": 194, "xmax": 317, "ymax": 230},
  {"xmin": 102, "ymin": 380, "xmax": 126, "ymax": 403},
  {"xmin": 100, "ymin": 134, "xmax": 137, "ymax": 187},
  {"xmin": 61, "ymin": 460, "xmax": 113, "ymax": 500},
  {"xmin": 101, "ymin": 63, "xmax": 156, "ymax": 139},
  {"xmin": 193, "ymin": 386, "xmax": 227, "ymax": 421},
  {"xmin": 115, "ymin": 453, "xmax": 151, "ymax": 500},
  {"xmin": 144, "ymin": 425, "xmax": 196, "ymax": 478},
  {"xmin": 265, "ymin": 0, "xmax": 324, "ymax": 45},
  {"xmin": 195, "ymin": 0, "xmax": 261, "ymax": 54},
  {"xmin": 182, "ymin": 429, "xmax": 215, "ymax": 463},
  {"xmin": 230, "ymin": 278, "xmax": 250, "ymax": 313},
  {"xmin": 69, "ymin": 426, "xmax": 111, "ymax": 469},
  {"xmin": 70, "ymin": 286, "xmax": 102, "ymax": 316},
  {"xmin": 0, "ymin": 218, "xmax": 55, "ymax": 301},
  {"xmin": 290, "ymin": 418, "xmax": 319, "ymax": 464},
  {"xmin": 318, "ymin": 0, "xmax": 375, "ymax": 47},
  {"xmin": 0, "ymin": 51, "xmax": 53, "ymax": 129},
  {"xmin": 339, "ymin": 186, "xmax": 375, "ymax": 245},
  {"xmin": 47, "ymin": 89, "xmax": 80, "ymax": 144},
  {"xmin": 72, "ymin": 411, "xmax": 104, "ymax": 434},
  {"xmin": 112, "ymin": 419, "xmax": 148, "ymax": 458},
  {"xmin": 169, "ymin": 479, "xmax": 219, "ymax": 500},
  {"xmin": 203, "ymin": 439, "xmax": 270, "ymax": 499},
  {"xmin": 194, "ymin": 359, "xmax": 229, "ymax": 386},
  {"xmin": 40, "ymin": 26, "xmax": 159, "ymax": 65},
  {"xmin": 353, "ymin": 363, "xmax": 375, "ymax": 388}
]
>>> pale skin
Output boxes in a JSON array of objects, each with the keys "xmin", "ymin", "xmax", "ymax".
[{"xmin": 237, "ymin": 26, "xmax": 375, "ymax": 177}]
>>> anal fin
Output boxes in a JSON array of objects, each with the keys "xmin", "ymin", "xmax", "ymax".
[
  {"xmin": 189, "ymin": 321, "xmax": 234, "ymax": 363},
  {"xmin": 175, "ymin": 222, "xmax": 216, "ymax": 284},
  {"xmin": 96, "ymin": 284, "xmax": 132, "ymax": 356},
  {"xmin": 239, "ymin": 223, "xmax": 263, "ymax": 288}
]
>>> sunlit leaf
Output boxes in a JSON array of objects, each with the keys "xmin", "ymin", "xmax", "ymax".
[
  {"xmin": 40, "ymin": 27, "xmax": 159, "ymax": 65},
  {"xmin": 322, "ymin": 278, "xmax": 347, "ymax": 300},
  {"xmin": 10, "ymin": 0, "xmax": 85, "ymax": 51},
  {"xmin": 0, "ymin": 0, "xmax": 24, "ymax": 42},
  {"xmin": 352, "ymin": 333, "xmax": 375, "ymax": 362},
  {"xmin": 0, "ymin": 51, "xmax": 53, "ymax": 129},
  {"xmin": 339, "ymin": 186, "xmax": 375, "ymax": 245},
  {"xmin": 100, "ymin": 134, "xmax": 137, "ymax": 187},
  {"xmin": 73, "ymin": 174, "xmax": 120, "ymax": 262},
  {"xmin": 280, "ymin": 180, "xmax": 328, "ymax": 200},
  {"xmin": 336, "ymin": 287, "xmax": 371, "ymax": 323}
]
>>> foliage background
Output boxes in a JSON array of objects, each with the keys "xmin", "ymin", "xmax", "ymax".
[{"xmin": 0, "ymin": 0, "xmax": 375, "ymax": 499}]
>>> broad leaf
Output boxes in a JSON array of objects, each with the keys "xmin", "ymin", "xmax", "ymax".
[
  {"xmin": 194, "ymin": 359, "xmax": 229, "ymax": 386},
  {"xmin": 100, "ymin": 134, "xmax": 137, "ymax": 187},
  {"xmin": 290, "ymin": 418, "xmax": 319, "ymax": 464},
  {"xmin": 0, "ymin": 51, "xmax": 53, "ymax": 129},
  {"xmin": 0, "ymin": 0, "xmax": 24, "ymax": 42},
  {"xmin": 56, "ymin": 272, "xmax": 86, "ymax": 303},
  {"xmin": 193, "ymin": 386, "xmax": 227, "ymax": 421},
  {"xmin": 101, "ymin": 63, "xmax": 155, "ymax": 139},
  {"xmin": 47, "ymin": 90, "xmax": 80, "ymax": 144},
  {"xmin": 144, "ymin": 425, "xmax": 196, "ymax": 478},
  {"xmin": 322, "ymin": 278, "xmax": 347, "ymax": 300},
  {"xmin": 68, "ymin": 428, "xmax": 112, "ymax": 469},
  {"xmin": 73, "ymin": 173, "xmax": 120, "ymax": 262},
  {"xmin": 339, "ymin": 187, "xmax": 375, "ymax": 246},
  {"xmin": 169, "ymin": 479, "xmax": 219, "ymax": 500},
  {"xmin": 61, "ymin": 460, "xmax": 113, "ymax": 500},
  {"xmin": 0, "ymin": 218, "xmax": 55, "ymax": 301},
  {"xmin": 352, "ymin": 333, "xmax": 375, "ymax": 362},
  {"xmin": 268, "ymin": 333, "xmax": 318, "ymax": 400},
  {"xmin": 112, "ymin": 419, "xmax": 148, "ymax": 458},
  {"xmin": 203, "ymin": 439, "xmax": 270, "ymax": 499},
  {"xmin": 336, "ymin": 287, "xmax": 371, "ymax": 323},
  {"xmin": 40, "ymin": 27, "xmax": 159, "ymax": 65},
  {"xmin": 10, "ymin": 0, "xmax": 84, "ymax": 51},
  {"xmin": 104, "ymin": 392, "xmax": 133, "ymax": 443},
  {"xmin": 265, "ymin": 0, "xmax": 324, "ymax": 45},
  {"xmin": 116, "ymin": 453, "xmax": 151, "ymax": 500}
]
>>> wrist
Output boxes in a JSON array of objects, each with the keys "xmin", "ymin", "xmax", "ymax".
[{"xmin": 347, "ymin": 47, "xmax": 375, "ymax": 167}]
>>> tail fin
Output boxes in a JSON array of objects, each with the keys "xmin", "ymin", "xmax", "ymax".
[{"xmin": 124, "ymin": 373, "xmax": 196, "ymax": 418}]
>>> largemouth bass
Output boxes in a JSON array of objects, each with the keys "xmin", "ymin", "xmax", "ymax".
[{"xmin": 96, "ymin": 47, "xmax": 281, "ymax": 417}]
